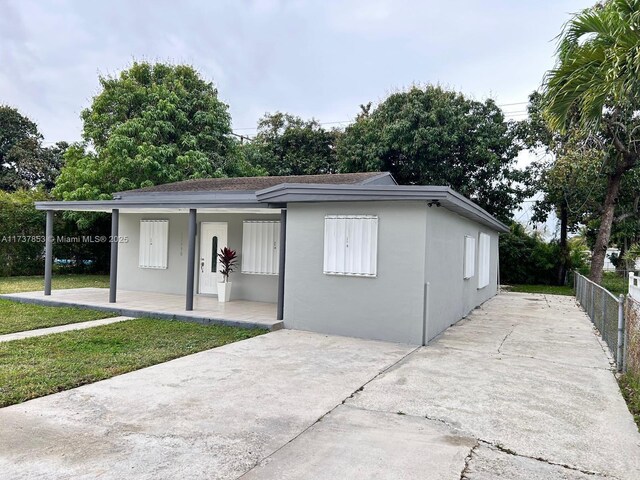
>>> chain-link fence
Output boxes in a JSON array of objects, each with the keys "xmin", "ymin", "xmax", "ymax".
[
  {"xmin": 625, "ymin": 297, "xmax": 640, "ymax": 376},
  {"xmin": 574, "ymin": 272, "xmax": 625, "ymax": 371}
]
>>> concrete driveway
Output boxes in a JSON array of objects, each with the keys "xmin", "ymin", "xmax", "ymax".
[{"xmin": 1, "ymin": 292, "xmax": 639, "ymax": 479}]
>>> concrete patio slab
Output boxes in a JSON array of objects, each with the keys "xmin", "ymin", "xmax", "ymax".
[
  {"xmin": 1, "ymin": 292, "xmax": 638, "ymax": 479},
  {"xmin": 348, "ymin": 292, "xmax": 640, "ymax": 479},
  {"xmin": 463, "ymin": 445, "xmax": 608, "ymax": 480},
  {"xmin": 1, "ymin": 288, "xmax": 281, "ymax": 331},
  {"xmin": 239, "ymin": 404, "xmax": 477, "ymax": 479},
  {"xmin": 0, "ymin": 330, "xmax": 415, "ymax": 480},
  {"xmin": 0, "ymin": 316, "xmax": 133, "ymax": 342}
]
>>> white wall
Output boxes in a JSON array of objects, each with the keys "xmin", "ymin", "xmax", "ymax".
[{"xmin": 117, "ymin": 212, "xmax": 280, "ymax": 303}]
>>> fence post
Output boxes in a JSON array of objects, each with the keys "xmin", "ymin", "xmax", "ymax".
[
  {"xmin": 599, "ymin": 290, "xmax": 608, "ymax": 342},
  {"xmin": 617, "ymin": 295, "xmax": 625, "ymax": 372},
  {"xmin": 590, "ymin": 282, "xmax": 594, "ymax": 319}
]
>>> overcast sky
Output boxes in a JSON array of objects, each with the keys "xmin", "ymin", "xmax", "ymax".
[{"xmin": 1, "ymin": 0, "xmax": 593, "ymax": 145}]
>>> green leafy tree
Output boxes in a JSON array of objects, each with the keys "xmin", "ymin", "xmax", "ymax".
[
  {"xmin": 517, "ymin": 91, "xmax": 605, "ymax": 284},
  {"xmin": 499, "ymin": 223, "xmax": 588, "ymax": 285},
  {"xmin": 337, "ymin": 86, "xmax": 529, "ymax": 222},
  {"xmin": 54, "ymin": 62, "xmax": 239, "ymax": 201},
  {"xmin": 245, "ymin": 112, "xmax": 340, "ymax": 176},
  {"xmin": 544, "ymin": 0, "xmax": 640, "ymax": 283},
  {"xmin": 0, "ymin": 105, "xmax": 66, "ymax": 191}
]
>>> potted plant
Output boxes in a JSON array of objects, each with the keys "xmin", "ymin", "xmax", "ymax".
[{"xmin": 217, "ymin": 247, "xmax": 237, "ymax": 303}]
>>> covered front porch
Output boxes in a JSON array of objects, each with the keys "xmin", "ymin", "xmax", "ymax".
[
  {"xmin": 34, "ymin": 185, "xmax": 288, "ymax": 330},
  {"xmin": 2, "ymin": 287, "xmax": 282, "ymax": 330}
]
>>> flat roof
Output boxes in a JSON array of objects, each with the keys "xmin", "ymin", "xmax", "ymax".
[
  {"xmin": 255, "ymin": 184, "xmax": 509, "ymax": 232},
  {"xmin": 34, "ymin": 172, "xmax": 508, "ymax": 232}
]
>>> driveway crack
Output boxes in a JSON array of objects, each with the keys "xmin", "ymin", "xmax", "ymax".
[
  {"xmin": 478, "ymin": 439, "xmax": 615, "ymax": 478},
  {"xmin": 497, "ymin": 325, "xmax": 516, "ymax": 353},
  {"xmin": 459, "ymin": 440, "xmax": 480, "ymax": 479},
  {"xmin": 235, "ymin": 346, "xmax": 421, "ymax": 479}
]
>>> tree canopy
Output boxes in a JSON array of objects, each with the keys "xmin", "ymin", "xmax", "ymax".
[
  {"xmin": 242, "ymin": 112, "xmax": 339, "ymax": 176},
  {"xmin": 0, "ymin": 105, "xmax": 66, "ymax": 191},
  {"xmin": 543, "ymin": 0, "xmax": 640, "ymax": 283},
  {"xmin": 53, "ymin": 62, "xmax": 242, "ymax": 201},
  {"xmin": 337, "ymin": 86, "xmax": 529, "ymax": 222}
]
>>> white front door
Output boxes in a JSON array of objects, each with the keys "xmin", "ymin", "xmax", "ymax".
[{"xmin": 199, "ymin": 222, "xmax": 228, "ymax": 295}]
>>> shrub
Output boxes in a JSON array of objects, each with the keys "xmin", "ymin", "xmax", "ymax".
[
  {"xmin": 0, "ymin": 190, "xmax": 110, "ymax": 276},
  {"xmin": 499, "ymin": 223, "xmax": 587, "ymax": 285},
  {"xmin": 0, "ymin": 189, "xmax": 48, "ymax": 276}
]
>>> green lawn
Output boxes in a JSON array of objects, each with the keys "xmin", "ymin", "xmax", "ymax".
[
  {"xmin": 601, "ymin": 272, "xmax": 628, "ymax": 297},
  {"xmin": 508, "ymin": 272, "xmax": 629, "ymax": 298},
  {"xmin": 0, "ymin": 318, "xmax": 266, "ymax": 407},
  {"xmin": 0, "ymin": 299, "xmax": 113, "ymax": 335},
  {"xmin": 506, "ymin": 284, "xmax": 574, "ymax": 296},
  {"xmin": 0, "ymin": 274, "xmax": 109, "ymax": 294}
]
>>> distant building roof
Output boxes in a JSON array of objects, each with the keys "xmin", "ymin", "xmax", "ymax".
[{"xmin": 117, "ymin": 172, "xmax": 394, "ymax": 196}]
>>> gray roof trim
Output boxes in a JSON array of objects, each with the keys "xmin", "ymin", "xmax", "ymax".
[
  {"xmin": 35, "ymin": 196, "xmax": 268, "ymax": 212},
  {"xmin": 359, "ymin": 172, "xmax": 398, "ymax": 185},
  {"xmin": 255, "ymin": 184, "xmax": 509, "ymax": 232},
  {"xmin": 34, "ymin": 180, "xmax": 508, "ymax": 233}
]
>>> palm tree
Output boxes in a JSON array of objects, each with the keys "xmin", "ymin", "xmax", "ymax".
[{"xmin": 544, "ymin": 0, "xmax": 640, "ymax": 284}]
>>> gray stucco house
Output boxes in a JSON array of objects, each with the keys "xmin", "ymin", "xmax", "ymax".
[{"xmin": 36, "ymin": 172, "xmax": 507, "ymax": 345}]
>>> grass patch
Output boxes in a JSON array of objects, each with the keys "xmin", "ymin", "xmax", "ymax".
[
  {"xmin": 601, "ymin": 272, "xmax": 628, "ymax": 297},
  {"xmin": 0, "ymin": 299, "xmax": 113, "ymax": 335},
  {"xmin": 0, "ymin": 318, "xmax": 266, "ymax": 407},
  {"xmin": 506, "ymin": 284, "xmax": 574, "ymax": 296},
  {"xmin": 619, "ymin": 372, "xmax": 640, "ymax": 428},
  {"xmin": 0, "ymin": 274, "xmax": 109, "ymax": 294}
]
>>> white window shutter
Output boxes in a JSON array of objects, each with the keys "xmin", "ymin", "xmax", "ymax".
[
  {"xmin": 324, "ymin": 215, "xmax": 378, "ymax": 277},
  {"xmin": 242, "ymin": 221, "xmax": 280, "ymax": 275},
  {"xmin": 478, "ymin": 232, "xmax": 490, "ymax": 288},
  {"xmin": 464, "ymin": 236, "xmax": 476, "ymax": 279},
  {"xmin": 139, "ymin": 220, "xmax": 169, "ymax": 269}
]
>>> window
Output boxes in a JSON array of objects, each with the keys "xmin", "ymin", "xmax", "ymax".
[
  {"xmin": 324, "ymin": 215, "xmax": 378, "ymax": 277},
  {"xmin": 464, "ymin": 235, "xmax": 476, "ymax": 279},
  {"xmin": 241, "ymin": 221, "xmax": 280, "ymax": 275},
  {"xmin": 139, "ymin": 220, "xmax": 169, "ymax": 269},
  {"xmin": 478, "ymin": 232, "xmax": 491, "ymax": 289}
]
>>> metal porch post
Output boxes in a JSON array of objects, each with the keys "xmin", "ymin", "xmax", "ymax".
[
  {"xmin": 277, "ymin": 208, "xmax": 287, "ymax": 321},
  {"xmin": 109, "ymin": 209, "xmax": 119, "ymax": 303},
  {"xmin": 44, "ymin": 210, "xmax": 54, "ymax": 295},
  {"xmin": 186, "ymin": 209, "xmax": 197, "ymax": 311}
]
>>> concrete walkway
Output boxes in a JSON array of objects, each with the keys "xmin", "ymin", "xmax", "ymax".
[
  {"xmin": 0, "ymin": 293, "xmax": 638, "ymax": 479},
  {"xmin": 0, "ymin": 316, "xmax": 133, "ymax": 342}
]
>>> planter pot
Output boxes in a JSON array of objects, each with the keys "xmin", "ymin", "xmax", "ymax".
[{"xmin": 217, "ymin": 282, "xmax": 232, "ymax": 302}]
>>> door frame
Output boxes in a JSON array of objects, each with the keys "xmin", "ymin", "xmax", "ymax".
[{"xmin": 198, "ymin": 221, "xmax": 228, "ymax": 295}]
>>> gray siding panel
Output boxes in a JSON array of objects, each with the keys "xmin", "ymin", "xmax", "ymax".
[
  {"xmin": 283, "ymin": 202, "xmax": 427, "ymax": 345},
  {"xmin": 424, "ymin": 206, "xmax": 499, "ymax": 341},
  {"xmin": 117, "ymin": 212, "xmax": 279, "ymax": 303}
]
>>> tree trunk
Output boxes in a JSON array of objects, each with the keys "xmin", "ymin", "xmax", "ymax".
[
  {"xmin": 589, "ymin": 171, "xmax": 624, "ymax": 284},
  {"xmin": 557, "ymin": 201, "xmax": 569, "ymax": 286}
]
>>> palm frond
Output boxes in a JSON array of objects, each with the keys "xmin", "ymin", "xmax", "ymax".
[{"xmin": 543, "ymin": 0, "xmax": 640, "ymax": 132}]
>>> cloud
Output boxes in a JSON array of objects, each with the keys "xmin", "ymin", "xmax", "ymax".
[{"xmin": 0, "ymin": 0, "xmax": 593, "ymax": 143}]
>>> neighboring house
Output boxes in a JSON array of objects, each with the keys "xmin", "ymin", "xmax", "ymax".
[
  {"xmin": 36, "ymin": 172, "xmax": 507, "ymax": 345},
  {"xmin": 603, "ymin": 248, "xmax": 640, "ymax": 271}
]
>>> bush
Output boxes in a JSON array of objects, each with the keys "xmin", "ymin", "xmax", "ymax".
[
  {"xmin": 499, "ymin": 223, "xmax": 587, "ymax": 285},
  {"xmin": 0, "ymin": 190, "xmax": 48, "ymax": 276},
  {"xmin": 0, "ymin": 190, "xmax": 110, "ymax": 276}
]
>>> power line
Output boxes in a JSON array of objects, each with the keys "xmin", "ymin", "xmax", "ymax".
[{"xmin": 233, "ymin": 102, "xmax": 530, "ymax": 132}]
